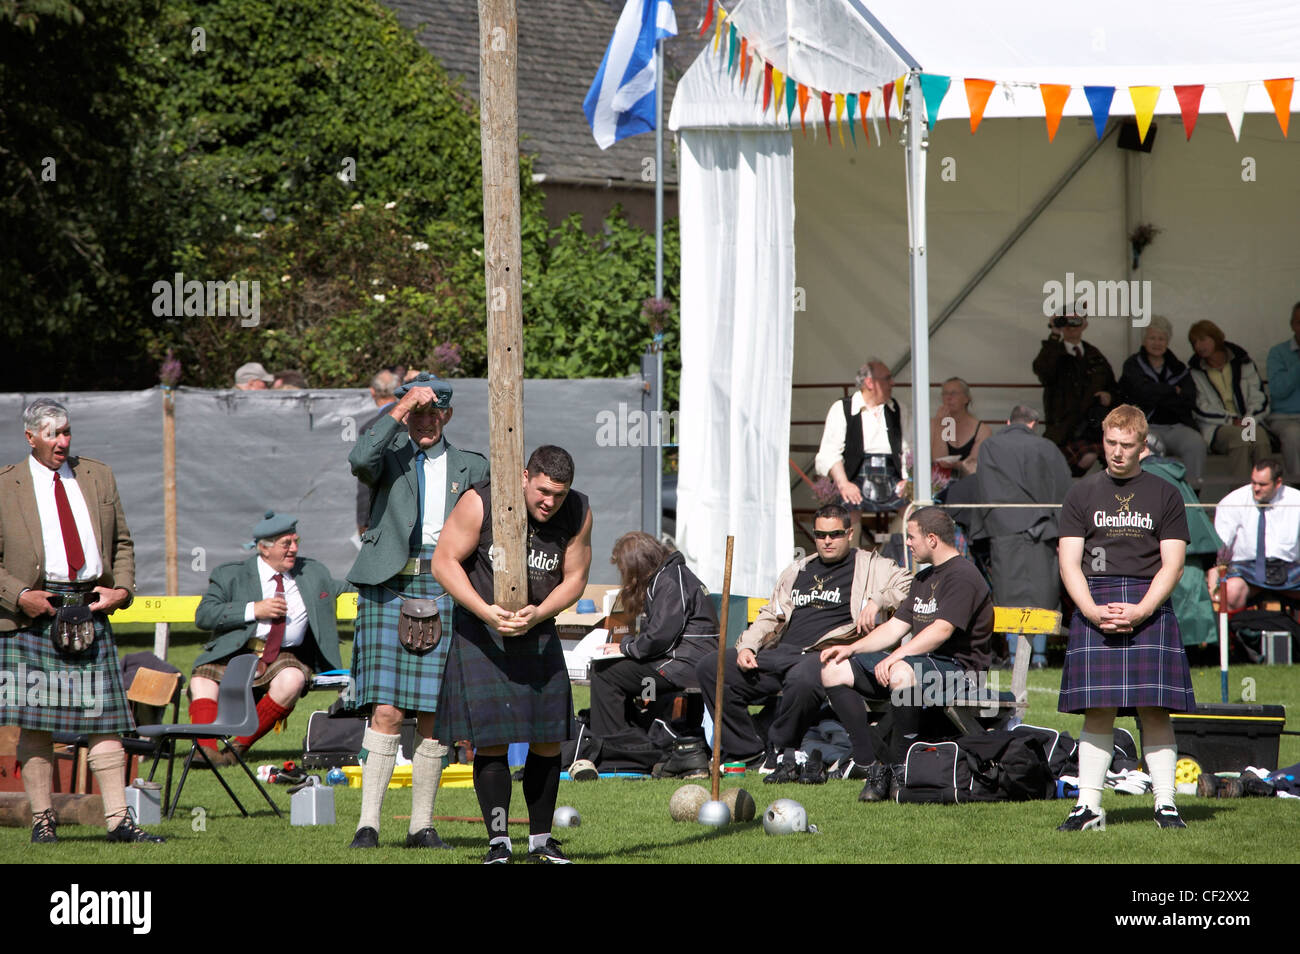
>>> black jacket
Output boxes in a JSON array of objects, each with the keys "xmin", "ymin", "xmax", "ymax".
[
  {"xmin": 619, "ymin": 551, "xmax": 719, "ymax": 687},
  {"xmin": 1119, "ymin": 349, "xmax": 1196, "ymax": 428},
  {"xmin": 1032, "ymin": 337, "xmax": 1117, "ymax": 446}
]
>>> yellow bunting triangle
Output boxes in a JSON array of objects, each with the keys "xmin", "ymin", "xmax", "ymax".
[
  {"xmin": 834, "ymin": 92, "xmax": 846, "ymax": 146},
  {"xmin": 1128, "ymin": 86, "xmax": 1160, "ymax": 144}
]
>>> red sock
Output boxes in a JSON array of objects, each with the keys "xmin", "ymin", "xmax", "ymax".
[
  {"xmin": 234, "ymin": 696, "xmax": 291, "ymax": 749},
  {"xmin": 190, "ymin": 697, "xmax": 219, "ymax": 750}
]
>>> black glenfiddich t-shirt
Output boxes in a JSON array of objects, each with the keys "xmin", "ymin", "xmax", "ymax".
[
  {"xmin": 893, "ymin": 555, "xmax": 993, "ymax": 671},
  {"xmin": 1058, "ymin": 469, "xmax": 1189, "ymax": 578},
  {"xmin": 779, "ymin": 556, "xmax": 857, "ymax": 650}
]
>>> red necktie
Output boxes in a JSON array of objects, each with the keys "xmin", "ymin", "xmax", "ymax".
[
  {"xmin": 262, "ymin": 573, "xmax": 285, "ymax": 665},
  {"xmin": 52, "ymin": 472, "xmax": 86, "ymax": 580}
]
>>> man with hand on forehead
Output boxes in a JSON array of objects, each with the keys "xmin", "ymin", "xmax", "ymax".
[
  {"xmin": 347, "ymin": 372, "xmax": 488, "ymax": 849},
  {"xmin": 1055, "ymin": 404, "xmax": 1194, "ymax": 831}
]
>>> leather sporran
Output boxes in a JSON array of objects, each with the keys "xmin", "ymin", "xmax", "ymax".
[
  {"xmin": 398, "ymin": 598, "xmax": 442, "ymax": 653},
  {"xmin": 52, "ymin": 604, "xmax": 95, "ymax": 655}
]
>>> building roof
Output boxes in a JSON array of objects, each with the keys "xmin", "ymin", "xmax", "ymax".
[{"xmin": 382, "ymin": 0, "xmax": 709, "ymax": 186}]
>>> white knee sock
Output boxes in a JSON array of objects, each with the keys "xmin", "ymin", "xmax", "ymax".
[
  {"xmin": 1076, "ymin": 730, "xmax": 1112, "ymax": 813},
  {"xmin": 1143, "ymin": 742, "xmax": 1178, "ymax": 807},
  {"xmin": 357, "ymin": 728, "xmax": 399, "ymax": 832},
  {"xmin": 409, "ymin": 736, "xmax": 449, "ymax": 835}
]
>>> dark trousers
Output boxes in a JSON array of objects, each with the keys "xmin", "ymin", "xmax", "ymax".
[
  {"xmin": 695, "ymin": 648, "xmax": 826, "ymax": 760},
  {"xmin": 588, "ymin": 657, "xmax": 682, "ymax": 742}
]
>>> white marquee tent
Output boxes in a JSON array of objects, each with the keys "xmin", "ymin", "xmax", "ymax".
[{"xmin": 669, "ymin": 0, "xmax": 1300, "ymax": 596}]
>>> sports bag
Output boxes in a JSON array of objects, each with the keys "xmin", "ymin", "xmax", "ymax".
[{"xmin": 896, "ymin": 730, "xmax": 1053, "ymax": 804}]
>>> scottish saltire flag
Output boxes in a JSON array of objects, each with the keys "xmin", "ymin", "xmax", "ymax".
[{"xmin": 584, "ymin": 0, "xmax": 678, "ymax": 150}]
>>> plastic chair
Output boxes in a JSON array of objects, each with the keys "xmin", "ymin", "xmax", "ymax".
[{"xmin": 135, "ymin": 654, "xmax": 281, "ymax": 819}]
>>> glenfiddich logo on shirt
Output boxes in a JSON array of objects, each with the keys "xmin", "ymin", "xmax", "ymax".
[
  {"xmin": 790, "ymin": 574, "xmax": 843, "ymax": 608},
  {"xmin": 912, "ymin": 580, "xmax": 938, "ymax": 616},
  {"xmin": 527, "ymin": 548, "xmax": 560, "ymax": 572},
  {"xmin": 1094, "ymin": 492, "xmax": 1154, "ymax": 530}
]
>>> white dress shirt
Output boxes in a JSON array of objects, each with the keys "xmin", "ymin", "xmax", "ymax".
[
  {"xmin": 417, "ymin": 437, "xmax": 448, "ymax": 546},
  {"xmin": 1214, "ymin": 483, "xmax": 1300, "ymax": 563},
  {"xmin": 28, "ymin": 455, "xmax": 103, "ymax": 583},
  {"xmin": 243, "ymin": 556, "xmax": 310, "ymax": 648},
  {"xmin": 815, "ymin": 391, "xmax": 912, "ymax": 479}
]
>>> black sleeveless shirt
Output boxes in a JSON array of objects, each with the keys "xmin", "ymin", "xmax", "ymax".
[{"xmin": 464, "ymin": 480, "xmax": 590, "ymax": 606}]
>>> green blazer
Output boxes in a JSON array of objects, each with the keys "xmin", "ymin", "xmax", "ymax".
[
  {"xmin": 347, "ymin": 413, "xmax": 488, "ymax": 586},
  {"xmin": 193, "ymin": 556, "xmax": 349, "ymax": 669}
]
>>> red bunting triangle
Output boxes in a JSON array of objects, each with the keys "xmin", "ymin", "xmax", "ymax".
[
  {"xmin": 883, "ymin": 81, "xmax": 894, "ymax": 133},
  {"xmin": 763, "ymin": 62, "xmax": 773, "ymax": 113},
  {"xmin": 964, "ymin": 78, "xmax": 995, "ymax": 134},
  {"xmin": 798, "ymin": 83, "xmax": 810, "ymax": 135},
  {"xmin": 698, "ymin": 0, "xmax": 714, "ymax": 38},
  {"xmin": 1174, "ymin": 85, "xmax": 1204, "ymax": 140},
  {"xmin": 1264, "ymin": 78, "xmax": 1294, "ymax": 137},
  {"xmin": 821, "ymin": 91, "xmax": 833, "ymax": 146}
]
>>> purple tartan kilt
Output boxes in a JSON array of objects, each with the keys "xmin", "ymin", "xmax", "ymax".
[
  {"xmin": 1058, "ymin": 575, "xmax": 1196, "ymax": 715},
  {"xmin": 0, "ymin": 616, "xmax": 134, "ymax": 734},
  {"xmin": 434, "ymin": 616, "xmax": 576, "ymax": 748}
]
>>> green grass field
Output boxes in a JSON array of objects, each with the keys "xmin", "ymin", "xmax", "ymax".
[{"xmin": 3, "ymin": 628, "xmax": 1297, "ymax": 865}]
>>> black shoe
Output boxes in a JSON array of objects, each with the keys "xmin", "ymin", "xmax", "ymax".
[
  {"xmin": 798, "ymin": 750, "xmax": 827, "ymax": 785},
  {"xmin": 658, "ymin": 739, "xmax": 710, "ymax": 778},
  {"xmin": 888, "ymin": 763, "xmax": 905, "ymax": 802},
  {"xmin": 857, "ymin": 762, "xmax": 891, "ymax": 802},
  {"xmin": 31, "ymin": 808, "xmax": 58, "ymax": 844},
  {"xmin": 1154, "ymin": 804, "xmax": 1187, "ymax": 829},
  {"xmin": 526, "ymin": 837, "xmax": 572, "ymax": 864},
  {"xmin": 1057, "ymin": 805, "xmax": 1106, "ymax": 831},
  {"xmin": 350, "ymin": 826, "xmax": 379, "ymax": 848},
  {"xmin": 763, "ymin": 755, "xmax": 801, "ymax": 784},
  {"xmin": 839, "ymin": 759, "xmax": 872, "ymax": 780},
  {"xmin": 483, "ymin": 842, "xmax": 513, "ymax": 864},
  {"xmin": 405, "ymin": 827, "xmax": 451, "ymax": 849},
  {"xmin": 106, "ymin": 810, "xmax": 166, "ymax": 843}
]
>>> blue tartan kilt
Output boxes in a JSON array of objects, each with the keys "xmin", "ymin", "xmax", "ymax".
[
  {"xmin": 434, "ymin": 615, "xmax": 576, "ymax": 749},
  {"xmin": 1058, "ymin": 575, "xmax": 1196, "ymax": 716},
  {"xmin": 0, "ymin": 614, "xmax": 134, "ymax": 734},
  {"xmin": 351, "ymin": 547, "xmax": 453, "ymax": 714}
]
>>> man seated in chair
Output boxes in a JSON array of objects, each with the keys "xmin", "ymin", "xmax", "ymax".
[
  {"xmin": 695, "ymin": 504, "xmax": 911, "ymax": 782},
  {"xmin": 820, "ymin": 507, "xmax": 993, "ymax": 802},
  {"xmin": 1207, "ymin": 459, "xmax": 1300, "ymax": 612},
  {"xmin": 189, "ymin": 511, "xmax": 349, "ymax": 765}
]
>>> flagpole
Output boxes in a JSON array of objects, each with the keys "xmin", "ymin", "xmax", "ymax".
[{"xmin": 653, "ymin": 34, "xmax": 664, "ymax": 540}]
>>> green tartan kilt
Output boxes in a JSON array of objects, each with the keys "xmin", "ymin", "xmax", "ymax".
[
  {"xmin": 0, "ymin": 613, "xmax": 134, "ymax": 734},
  {"xmin": 350, "ymin": 555, "xmax": 453, "ymax": 714}
]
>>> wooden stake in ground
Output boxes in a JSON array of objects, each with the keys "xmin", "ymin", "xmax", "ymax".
[
  {"xmin": 709, "ymin": 536, "xmax": 735, "ymax": 801},
  {"xmin": 157, "ymin": 386, "xmax": 178, "ymax": 659},
  {"xmin": 478, "ymin": 0, "xmax": 526, "ymax": 611}
]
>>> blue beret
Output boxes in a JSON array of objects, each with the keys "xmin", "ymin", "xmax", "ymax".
[
  {"xmin": 251, "ymin": 510, "xmax": 298, "ymax": 544},
  {"xmin": 393, "ymin": 372, "xmax": 452, "ymax": 408}
]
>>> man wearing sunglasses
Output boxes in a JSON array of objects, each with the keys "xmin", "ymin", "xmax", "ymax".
[{"xmin": 695, "ymin": 504, "xmax": 911, "ymax": 781}]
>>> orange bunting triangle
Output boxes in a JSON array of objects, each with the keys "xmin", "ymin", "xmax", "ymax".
[
  {"xmin": 859, "ymin": 91, "xmax": 871, "ymax": 145},
  {"xmin": 739, "ymin": 38, "xmax": 749, "ymax": 84},
  {"xmin": 797, "ymin": 83, "xmax": 810, "ymax": 135},
  {"xmin": 821, "ymin": 91, "xmax": 833, "ymax": 146},
  {"xmin": 1174, "ymin": 85, "xmax": 1204, "ymax": 140},
  {"xmin": 1039, "ymin": 83, "xmax": 1071, "ymax": 141},
  {"xmin": 1264, "ymin": 78, "xmax": 1294, "ymax": 137},
  {"xmin": 834, "ymin": 92, "xmax": 846, "ymax": 147},
  {"xmin": 964, "ymin": 78, "xmax": 995, "ymax": 134},
  {"xmin": 883, "ymin": 81, "xmax": 894, "ymax": 132},
  {"xmin": 1129, "ymin": 86, "xmax": 1160, "ymax": 144}
]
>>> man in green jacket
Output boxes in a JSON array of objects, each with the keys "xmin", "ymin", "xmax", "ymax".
[
  {"xmin": 347, "ymin": 373, "xmax": 489, "ymax": 849},
  {"xmin": 190, "ymin": 511, "xmax": 350, "ymax": 764}
]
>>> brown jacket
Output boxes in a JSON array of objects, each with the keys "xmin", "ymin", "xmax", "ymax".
[
  {"xmin": 0, "ymin": 455, "xmax": 135, "ymax": 631},
  {"xmin": 736, "ymin": 548, "xmax": 913, "ymax": 655}
]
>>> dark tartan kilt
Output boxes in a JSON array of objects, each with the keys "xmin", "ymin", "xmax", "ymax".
[
  {"xmin": 435, "ymin": 616, "xmax": 576, "ymax": 748},
  {"xmin": 192, "ymin": 649, "xmax": 314, "ymax": 696},
  {"xmin": 351, "ymin": 549, "xmax": 452, "ymax": 714},
  {"xmin": 1059, "ymin": 575, "xmax": 1196, "ymax": 716},
  {"xmin": 0, "ymin": 614, "xmax": 134, "ymax": 733}
]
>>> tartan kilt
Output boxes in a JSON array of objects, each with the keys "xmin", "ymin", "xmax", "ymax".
[
  {"xmin": 351, "ymin": 550, "xmax": 452, "ymax": 714},
  {"xmin": 1059, "ymin": 575, "xmax": 1196, "ymax": 716},
  {"xmin": 434, "ymin": 616, "xmax": 576, "ymax": 748},
  {"xmin": 0, "ymin": 615, "xmax": 134, "ymax": 733}
]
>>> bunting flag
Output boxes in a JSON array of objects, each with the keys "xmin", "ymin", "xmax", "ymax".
[
  {"xmin": 1264, "ymin": 78, "xmax": 1294, "ymax": 136},
  {"xmin": 1129, "ymin": 86, "xmax": 1160, "ymax": 144},
  {"xmin": 785, "ymin": 75, "xmax": 797, "ymax": 125},
  {"xmin": 713, "ymin": 8, "xmax": 726, "ymax": 52},
  {"xmin": 763, "ymin": 61, "xmax": 773, "ymax": 113},
  {"xmin": 820, "ymin": 91, "xmax": 833, "ymax": 145},
  {"xmin": 846, "ymin": 92, "xmax": 858, "ymax": 145},
  {"xmin": 1219, "ymin": 82, "xmax": 1248, "ymax": 141},
  {"xmin": 834, "ymin": 92, "xmax": 846, "ymax": 146},
  {"xmin": 883, "ymin": 80, "xmax": 894, "ymax": 132},
  {"xmin": 727, "ymin": 23, "xmax": 738, "ymax": 72},
  {"xmin": 1174, "ymin": 85, "xmax": 1204, "ymax": 139},
  {"xmin": 895, "ymin": 74, "xmax": 907, "ymax": 113},
  {"xmin": 698, "ymin": 0, "xmax": 713, "ymax": 38},
  {"xmin": 739, "ymin": 38, "xmax": 749, "ymax": 85},
  {"xmin": 797, "ymin": 82, "xmax": 810, "ymax": 135},
  {"xmin": 859, "ymin": 91, "xmax": 871, "ymax": 145},
  {"xmin": 1083, "ymin": 86, "xmax": 1115, "ymax": 139},
  {"xmin": 918, "ymin": 73, "xmax": 951, "ymax": 126},
  {"xmin": 964, "ymin": 78, "xmax": 994, "ymax": 134},
  {"xmin": 773, "ymin": 67, "xmax": 786, "ymax": 116},
  {"xmin": 1039, "ymin": 83, "xmax": 1070, "ymax": 141}
]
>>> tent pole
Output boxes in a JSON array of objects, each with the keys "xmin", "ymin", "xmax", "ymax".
[
  {"xmin": 904, "ymin": 74, "xmax": 932, "ymax": 505},
  {"xmin": 653, "ymin": 36, "xmax": 664, "ymax": 539}
]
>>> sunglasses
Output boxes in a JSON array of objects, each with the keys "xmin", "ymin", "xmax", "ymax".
[{"xmin": 812, "ymin": 529, "xmax": 849, "ymax": 540}]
